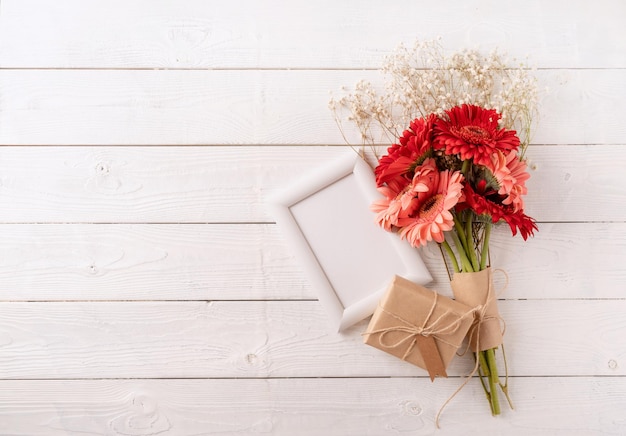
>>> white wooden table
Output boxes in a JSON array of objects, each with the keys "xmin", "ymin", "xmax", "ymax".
[{"xmin": 1, "ymin": 1, "xmax": 625, "ymax": 434}]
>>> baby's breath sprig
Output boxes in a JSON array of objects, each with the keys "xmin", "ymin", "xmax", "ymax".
[{"xmin": 329, "ymin": 39, "xmax": 538, "ymax": 158}]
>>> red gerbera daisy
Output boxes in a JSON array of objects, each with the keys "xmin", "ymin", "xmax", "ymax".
[
  {"xmin": 460, "ymin": 184, "xmax": 537, "ymax": 240},
  {"xmin": 433, "ymin": 104, "xmax": 520, "ymax": 166},
  {"xmin": 374, "ymin": 115, "xmax": 435, "ymax": 187}
]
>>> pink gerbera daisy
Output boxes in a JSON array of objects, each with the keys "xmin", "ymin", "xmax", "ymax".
[
  {"xmin": 433, "ymin": 104, "xmax": 520, "ymax": 166},
  {"xmin": 371, "ymin": 158, "xmax": 439, "ymax": 231},
  {"xmin": 371, "ymin": 180, "xmax": 420, "ymax": 231},
  {"xmin": 397, "ymin": 168, "xmax": 465, "ymax": 247},
  {"xmin": 487, "ymin": 150, "xmax": 530, "ymax": 212}
]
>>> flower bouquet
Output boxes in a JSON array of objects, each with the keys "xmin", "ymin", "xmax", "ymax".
[{"xmin": 330, "ymin": 40, "xmax": 539, "ymax": 417}]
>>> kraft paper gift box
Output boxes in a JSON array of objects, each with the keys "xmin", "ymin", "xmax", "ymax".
[{"xmin": 363, "ymin": 275, "xmax": 476, "ymax": 380}]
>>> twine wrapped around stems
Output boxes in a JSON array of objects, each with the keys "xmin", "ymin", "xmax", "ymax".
[{"xmin": 451, "ymin": 267, "xmax": 505, "ymax": 351}]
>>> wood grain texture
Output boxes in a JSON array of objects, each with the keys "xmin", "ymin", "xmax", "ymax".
[
  {"xmin": 1, "ymin": 69, "xmax": 625, "ymax": 145},
  {"xmin": 1, "ymin": 0, "xmax": 624, "ymax": 69},
  {"xmin": 0, "ymin": 222, "xmax": 624, "ymax": 301},
  {"xmin": 0, "ymin": 378, "xmax": 623, "ymax": 436},
  {"xmin": 0, "ymin": 301, "xmax": 624, "ymax": 378},
  {"xmin": 0, "ymin": 224, "xmax": 308, "ymax": 301},
  {"xmin": 1, "ymin": 145, "xmax": 624, "ymax": 223},
  {"xmin": 0, "ymin": 0, "xmax": 623, "ymax": 433}
]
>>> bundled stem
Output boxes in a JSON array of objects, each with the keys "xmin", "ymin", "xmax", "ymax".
[
  {"xmin": 477, "ymin": 348, "xmax": 501, "ymax": 415},
  {"xmin": 443, "ymin": 212, "xmax": 508, "ymax": 416},
  {"xmin": 480, "ymin": 222, "xmax": 492, "ymax": 270}
]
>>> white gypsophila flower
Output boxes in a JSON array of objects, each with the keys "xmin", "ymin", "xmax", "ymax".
[{"xmin": 330, "ymin": 39, "xmax": 538, "ymax": 153}]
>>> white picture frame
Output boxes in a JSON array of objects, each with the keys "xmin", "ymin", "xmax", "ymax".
[{"xmin": 268, "ymin": 153, "xmax": 432, "ymax": 331}]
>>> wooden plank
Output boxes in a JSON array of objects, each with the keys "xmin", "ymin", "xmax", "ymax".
[
  {"xmin": 0, "ymin": 146, "xmax": 343, "ymax": 222},
  {"xmin": 0, "ymin": 222, "xmax": 624, "ymax": 301},
  {"xmin": 0, "ymin": 0, "xmax": 624, "ymax": 69},
  {"xmin": 0, "ymin": 145, "xmax": 624, "ymax": 223},
  {"xmin": 0, "ymin": 377, "xmax": 623, "ymax": 435},
  {"xmin": 0, "ymin": 224, "xmax": 308, "ymax": 301},
  {"xmin": 0, "ymin": 300, "xmax": 623, "ymax": 378},
  {"xmin": 1, "ymin": 69, "xmax": 624, "ymax": 145}
]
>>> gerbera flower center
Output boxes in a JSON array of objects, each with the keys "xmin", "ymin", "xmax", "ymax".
[
  {"xmin": 452, "ymin": 125, "xmax": 492, "ymax": 143},
  {"xmin": 418, "ymin": 194, "xmax": 443, "ymax": 218}
]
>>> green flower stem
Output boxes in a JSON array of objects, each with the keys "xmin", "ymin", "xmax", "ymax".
[
  {"xmin": 453, "ymin": 215, "xmax": 469, "ymax": 253},
  {"xmin": 498, "ymin": 345, "xmax": 515, "ymax": 410},
  {"xmin": 485, "ymin": 348, "xmax": 501, "ymax": 415},
  {"xmin": 449, "ymin": 230, "xmax": 473, "ymax": 272},
  {"xmin": 461, "ymin": 159, "xmax": 471, "ymax": 175},
  {"xmin": 480, "ymin": 221, "xmax": 492, "ymax": 270},
  {"xmin": 476, "ymin": 351, "xmax": 492, "ymax": 407},
  {"xmin": 441, "ymin": 240, "xmax": 460, "ymax": 273},
  {"xmin": 465, "ymin": 212, "xmax": 480, "ymax": 271},
  {"xmin": 478, "ymin": 351, "xmax": 489, "ymax": 376}
]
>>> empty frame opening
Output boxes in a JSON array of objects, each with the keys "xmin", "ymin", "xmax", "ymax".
[{"xmin": 289, "ymin": 172, "xmax": 406, "ymax": 309}]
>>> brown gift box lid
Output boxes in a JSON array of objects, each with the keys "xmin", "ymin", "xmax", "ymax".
[{"xmin": 363, "ymin": 275, "xmax": 475, "ymax": 380}]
